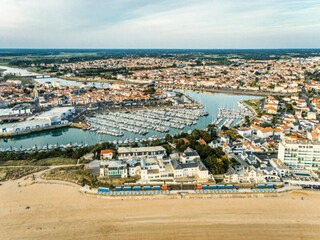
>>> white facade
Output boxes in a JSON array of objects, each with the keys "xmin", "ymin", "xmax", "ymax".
[
  {"xmin": 0, "ymin": 108, "xmax": 31, "ymax": 116},
  {"xmin": 238, "ymin": 128, "xmax": 252, "ymax": 137},
  {"xmin": 278, "ymin": 140, "xmax": 320, "ymax": 170},
  {"xmin": 1, "ymin": 107, "xmax": 74, "ymax": 134},
  {"xmin": 128, "ymin": 164, "xmax": 140, "ymax": 177},
  {"xmin": 140, "ymin": 157, "xmax": 173, "ymax": 181},
  {"xmin": 269, "ymin": 158, "xmax": 289, "ymax": 177},
  {"xmin": 139, "ymin": 156, "xmax": 210, "ymax": 182},
  {"xmin": 180, "ymin": 148, "xmax": 200, "ymax": 163},
  {"xmin": 224, "ymin": 167, "xmax": 267, "ymax": 184},
  {"xmin": 34, "ymin": 107, "xmax": 75, "ymax": 123},
  {"xmin": 100, "ymin": 161, "xmax": 128, "ymax": 178},
  {"xmin": 118, "ymin": 146, "xmax": 166, "ymax": 160},
  {"xmin": 257, "ymin": 129, "xmax": 273, "ymax": 139},
  {"xmin": 100, "ymin": 150, "xmax": 113, "ymax": 160}
]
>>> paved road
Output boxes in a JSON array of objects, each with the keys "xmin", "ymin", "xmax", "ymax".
[{"xmin": 229, "ymin": 154, "xmax": 250, "ymax": 168}]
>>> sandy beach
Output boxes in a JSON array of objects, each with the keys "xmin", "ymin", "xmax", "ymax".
[{"xmin": 1, "ymin": 179, "xmax": 320, "ymax": 240}]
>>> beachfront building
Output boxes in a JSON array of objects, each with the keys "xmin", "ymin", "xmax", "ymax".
[
  {"xmin": 269, "ymin": 158, "xmax": 290, "ymax": 177},
  {"xmin": 139, "ymin": 154, "xmax": 210, "ymax": 182},
  {"xmin": 98, "ymin": 146, "xmax": 209, "ymax": 182},
  {"xmin": 171, "ymin": 159, "xmax": 209, "ymax": 179},
  {"xmin": 117, "ymin": 146, "xmax": 167, "ymax": 160},
  {"xmin": 224, "ymin": 167, "xmax": 267, "ymax": 184},
  {"xmin": 127, "ymin": 158, "xmax": 141, "ymax": 177},
  {"xmin": 180, "ymin": 147, "xmax": 201, "ymax": 163},
  {"xmin": 278, "ymin": 140, "xmax": 320, "ymax": 170},
  {"xmin": 100, "ymin": 161, "xmax": 128, "ymax": 178},
  {"xmin": 140, "ymin": 156, "xmax": 173, "ymax": 181}
]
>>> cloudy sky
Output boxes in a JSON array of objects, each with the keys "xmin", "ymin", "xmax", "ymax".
[{"xmin": 0, "ymin": 0, "xmax": 319, "ymax": 48}]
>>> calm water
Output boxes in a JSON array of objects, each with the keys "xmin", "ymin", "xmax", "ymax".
[
  {"xmin": 0, "ymin": 90, "xmax": 257, "ymax": 149},
  {"xmin": 35, "ymin": 77, "xmax": 110, "ymax": 88},
  {"xmin": 0, "ymin": 66, "xmax": 39, "ymax": 76},
  {"xmin": 0, "ymin": 66, "xmax": 109, "ymax": 88}
]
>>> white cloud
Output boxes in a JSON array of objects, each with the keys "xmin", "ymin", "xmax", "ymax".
[{"xmin": 0, "ymin": 0, "xmax": 319, "ymax": 48}]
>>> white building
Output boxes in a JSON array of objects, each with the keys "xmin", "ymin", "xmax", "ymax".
[
  {"xmin": 34, "ymin": 107, "xmax": 75, "ymax": 124},
  {"xmin": 237, "ymin": 127, "xmax": 252, "ymax": 137},
  {"xmin": 180, "ymin": 147, "xmax": 200, "ymax": 163},
  {"xmin": 269, "ymin": 158, "xmax": 290, "ymax": 177},
  {"xmin": 1, "ymin": 107, "xmax": 74, "ymax": 134},
  {"xmin": 139, "ymin": 155, "xmax": 210, "ymax": 182},
  {"xmin": 100, "ymin": 149, "xmax": 114, "ymax": 160},
  {"xmin": 100, "ymin": 161, "xmax": 128, "ymax": 178},
  {"xmin": 257, "ymin": 127, "xmax": 273, "ymax": 139},
  {"xmin": 0, "ymin": 105, "xmax": 32, "ymax": 117},
  {"xmin": 278, "ymin": 140, "xmax": 320, "ymax": 170},
  {"xmin": 127, "ymin": 158, "xmax": 141, "ymax": 177},
  {"xmin": 224, "ymin": 167, "xmax": 267, "ymax": 184},
  {"xmin": 118, "ymin": 146, "xmax": 166, "ymax": 160},
  {"xmin": 140, "ymin": 156, "xmax": 174, "ymax": 181},
  {"xmin": 306, "ymin": 112, "xmax": 317, "ymax": 120}
]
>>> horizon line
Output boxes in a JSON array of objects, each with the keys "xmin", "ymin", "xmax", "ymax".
[{"xmin": 0, "ymin": 47, "xmax": 320, "ymax": 50}]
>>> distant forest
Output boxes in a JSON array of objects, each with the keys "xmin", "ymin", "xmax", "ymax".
[{"xmin": 1, "ymin": 48, "xmax": 320, "ymax": 68}]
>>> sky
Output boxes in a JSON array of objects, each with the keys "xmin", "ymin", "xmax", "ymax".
[{"xmin": 0, "ymin": 0, "xmax": 319, "ymax": 49}]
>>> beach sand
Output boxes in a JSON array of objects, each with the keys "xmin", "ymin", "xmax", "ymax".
[{"xmin": 1, "ymin": 180, "xmax": 320, "ymax": 240}]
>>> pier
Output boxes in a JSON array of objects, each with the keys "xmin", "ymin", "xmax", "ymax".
[{"xmin": 212, "ymin": 102, "xmax": 254, "ymax": 129}]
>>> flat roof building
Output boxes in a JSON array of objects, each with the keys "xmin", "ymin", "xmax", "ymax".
[
  {"xmin": 1, "ymin": 107, "xmax": 74, "ymax": 134},
  {"xmin": 278, "ymin": 140, "xmax": 320, "ymax": 170},
  {"xmin": 269, "ymin": 158, "xmax": 290, "ymax": 177},
  {"xmin": 118, "ymin": 146, "xmax": 166, "ymax": 160}
]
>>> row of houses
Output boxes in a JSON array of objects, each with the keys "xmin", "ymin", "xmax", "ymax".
[
  {"xmin": 99, "ymin": 147, "xmax": 211, "ymax": 182},
  {"xmin": 224, "ymin": 166, "xmax": 280, "ymax": 184}
]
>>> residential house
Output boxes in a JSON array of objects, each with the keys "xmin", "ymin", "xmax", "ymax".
[{"xmin": 100, "ymin": 149, "xmax": 114, "ymax": 160}]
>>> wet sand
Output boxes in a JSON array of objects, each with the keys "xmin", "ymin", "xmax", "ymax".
[{"xmin": 1, "ymin": 180, "xmax": 320, "ymax": 240}]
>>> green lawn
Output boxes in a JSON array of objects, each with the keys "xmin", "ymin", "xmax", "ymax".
[{"xmin": 243, "ymin": 100, "xmax": 260, "ymax": 113}]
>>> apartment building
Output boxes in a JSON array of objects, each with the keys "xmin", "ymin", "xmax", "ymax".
[
  {"xmin": 100, "ymin": 161, "xmax": 128, "ymax": 178},
  {"xmin": 118, "ymin": 146, "xmax": 167, "ymax": 160},
  {"xmin": 278, "ymin": 140, "xmax": 320, "ymax": 170}
]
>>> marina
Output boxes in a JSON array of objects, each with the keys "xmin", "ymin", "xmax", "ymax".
[
  {"xmin": 0, "ymin": 90, "xmax": 257, "ymax": 150},
  {"xmin": 0, "ymin": 142, "xmax": 88, "ymax": 153},
  {"xmin": 213, "ymin": 102, "xmax": 254, "ymax": 128},
  {"xmin": 86, "ymin": 107, "xmax": 208, "ymax": 137}
]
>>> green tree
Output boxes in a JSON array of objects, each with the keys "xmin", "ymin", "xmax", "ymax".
[
  {"xmin": 165, "ymin": 134, "xmax": 173, "ymax": 142},
  {"xmin": 245, "ymin": 115, "xmax": 251, "ymax": 126}
]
